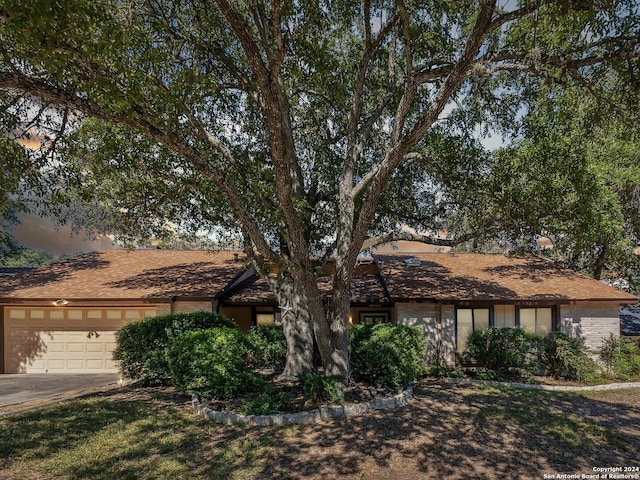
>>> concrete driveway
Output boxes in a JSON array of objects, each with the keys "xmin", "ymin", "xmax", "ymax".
[{"xmin": 0, "ymin": 373, "xmax": 122, "ymax": 416}]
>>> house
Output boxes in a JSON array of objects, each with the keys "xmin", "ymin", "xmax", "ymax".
[{"xmin": 1, "ymin": 249, "xmax": 636, "ymax": 373}]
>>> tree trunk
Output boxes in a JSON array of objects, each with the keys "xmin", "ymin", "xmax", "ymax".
[
  {"xmin": 294, "ymin": 268, "xmax": 351, "ymax": 379},
  {"xmin": 326, "ymin": 286, "xmax": 351, "ymax": 379},
  {"xmin": 267, "ymin": 273, "xmax": 315, "ymax": 380}
]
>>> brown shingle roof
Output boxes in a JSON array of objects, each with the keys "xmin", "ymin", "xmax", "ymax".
[
  {"xmin": 374, "ymin": 253, "xmax": 638, "ymax": 303},
  {"xmin": 3, "ymin": 250, "xmax": 633, "ymax": 306},
  {"xmin": 0, "ymin": 250, "xmax": 246, "ymax": 300}
]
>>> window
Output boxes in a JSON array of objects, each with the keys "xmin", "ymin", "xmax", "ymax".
[
  {"xmin": 494, "ymin": 305, "xmax": 516, "ymax": 328},
  {"xmin": 256, "ymin": 313, "xmax": 275, "ymax": 326},
  {"xmin": 359, "ymin": 312, "xmax": 390, "ymax": 324},
  {"xmin": 456, "ymin": 308, "xmax": 490, "ymax": 351},
  {"xmin": 456, "ymin": 305, "xmax": 555, "ymax": 351},
  {"xmin": 518, "ymin": 308, "xmax": 553, "ymax": 335}
]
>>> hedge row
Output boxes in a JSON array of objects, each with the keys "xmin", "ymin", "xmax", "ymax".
[
  {"xmin": 114, "ymin": 314, "xmax": 426, "ymax": 399},
  {"xmin": 465, "ymin": 327, "xmax": 640, "ymax": 384}
]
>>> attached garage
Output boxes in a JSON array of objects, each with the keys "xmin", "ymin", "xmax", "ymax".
[
  {"xmin": 3, "ymin": 307, "xmax": 157, "ymax": 373},
  {"xmin": 0, "ymin": 250, "xmax": 246, "ymax": 374}
]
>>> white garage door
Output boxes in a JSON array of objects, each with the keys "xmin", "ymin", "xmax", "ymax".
[
  {"xmin": 4, "ymin": 307, "xmax": 156, "ymax": 374},
  {"xmin": 8, "ymin": 328, "xmax": 119, "ymax": 373}
]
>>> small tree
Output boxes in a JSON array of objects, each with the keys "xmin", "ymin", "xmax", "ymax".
[
  {"xmin": 540, "ymin": 332, "xmax": 604, "ymax": 383},
  {"xmin": 600, "ymin": 334, "xmax": 640, "ymax": 382}
]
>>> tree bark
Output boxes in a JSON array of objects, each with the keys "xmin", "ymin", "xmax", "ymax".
[
  {"xmin": 264, "ymin": 272, "xmax": 315, "ymax": 380},
  {"xmin": 593, "ymin": 242, "xmax": 609, "ymax": 280}
]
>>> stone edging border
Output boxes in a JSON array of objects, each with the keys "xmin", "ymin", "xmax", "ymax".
[
  {"xmin": 444, "ymin": 377, "xmax": 640, "ymax": 392},
  {"xmin": 192, "ymin": 385, "xmax": 413, "ymax": 426}
]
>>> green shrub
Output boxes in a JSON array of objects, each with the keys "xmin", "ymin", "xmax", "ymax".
[
  {"xmin": 240, "ymin": 385, "xmax": 292, "ymax": 415},
  {"xmin": 350, "ymin": 323, "xmax": 426, "ymax": 390},
  {"xmin": 164, "ymin": 311, "xmax": 235, "ymax": 339},
  {"xmin": 246, "ymin": 325, "xmax": 287, "ymax": 371},
  {"xmin": 465, "ymin": 327, "xmax": 539, "ymax": 374},
  {"xmin": 113, "ymin": 312, "xmax": 234, "ymax": 385},
  {"xmin": 541, "ymin": 332, "xmax": 605, "ymax": 384},
  {"xmin": 166, "ymin": 328, "xmax": 263, "ymax": 400},
  {"xmin": 299, "ymin": 372, "xmax": 345, "ymax": 403},
  {"xmin": 600, "ymin": 334, "xmax": 640, "ymax": 382}
]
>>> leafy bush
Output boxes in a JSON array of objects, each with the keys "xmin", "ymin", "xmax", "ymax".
[
  {"xmin": 540, "ymin": 332, "xmax": 605, "ymax": 384},
  {"xmin": 246, "ymin": 325, "xmax": 287, "ymax": 371},
  {"xmin": 299, "ymin": 372, "xmax": 345, "ymax": 403},
  {"xmin": 166, "ymin": 328, "xmax": 263, "ymax": 400},
  {"xmin": 113, "ymin": 312, "xmax": 235, "ymax": 385},
  {"xmin": 465, "ymin": 327, "xmax": 539, "ymax": 374},
  {"xmin": 350, "ymin": 323, "xmax": 426, "ymax": 390},
  {"xmin": 600, "ymin": 334, "xmax": 640, "ymax": 382},
  {"xmin": 164, "ymin": 311, "xmax": 235, "ymax": 339},
  {"xmin": 424, "ymin": 364, "xmax": 465, "ymax": 378},
  {"xmin": 240, "ymin": 385, "xmax": 292, "ymax": 415}
]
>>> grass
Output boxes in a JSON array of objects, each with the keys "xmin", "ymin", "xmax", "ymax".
[
  {"xmin": 0, "ymin": 382, "xmax": 639, "ymax": 479},
  {"xmin": 472, "ymin": 385, "xmax": 637, "ymax": 459}
]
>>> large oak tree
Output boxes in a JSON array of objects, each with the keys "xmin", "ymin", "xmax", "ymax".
[{"xmin": 1, "ymin": 0, "xmax": 639, "ymax": 378}]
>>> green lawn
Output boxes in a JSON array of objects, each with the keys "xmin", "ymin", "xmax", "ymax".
[{"xmin": 0, "ymin": 383, "xmax": 638, "ymax": 480}]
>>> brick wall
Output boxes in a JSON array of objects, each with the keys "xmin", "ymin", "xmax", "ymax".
[
  {"xmin": 395, "ymin": 302, "xmax": 456, "ymax": 366},
  {"xmin": 560, "ymin": 303, "xmax": 621, "ymax": 350},
  {"xmin": 172, "ymin": 301, "xmax": 213, "ymax": 314}
]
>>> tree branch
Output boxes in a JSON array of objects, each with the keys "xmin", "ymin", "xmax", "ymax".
[
  {"xmin": 215, "ymin": 0, "xmax": 311, "ymax": 268},
  {"xmin": 347, "ymin": 1, "xmax": 498, "ymax": 273}
]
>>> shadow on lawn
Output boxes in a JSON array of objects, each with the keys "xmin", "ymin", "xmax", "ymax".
[
  {"xmin": 228, "ymin": 382, "xmax": 640, "ymax": 479},
  {"xmin": 0, "ymin": 383, "xmax": 638, "ymax": 480}
]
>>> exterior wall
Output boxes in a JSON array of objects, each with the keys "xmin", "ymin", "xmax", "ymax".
[
  {"xmin": 172, "ymin": 301, "xmax": 212, "ymax": 314},
  {"xmin": 219, "ymin": 306, "xmax": 253, "ymax": 332},
  {"xmin": 395, "ymin": 302, "xmax": 456, "ymax": 366},
  {"xmin": 156, "ymin": 300, "xmax": 213, "ymax": 316},
  {"xmin": 560, "ymin": 303, "xmax": 621, "ymax": 350}
]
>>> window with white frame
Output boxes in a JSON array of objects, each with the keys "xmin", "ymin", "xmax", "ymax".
[
  {"xmin": 518, "ymin": 307, "xmax": 553, "ymax": 335},
  {"xmin": 494, "ymin": 305, "xmax": 516, "ymax": 328},
  {"xmin": 456, "ymin": 308, "xmax": 490, "ymax": 351}
]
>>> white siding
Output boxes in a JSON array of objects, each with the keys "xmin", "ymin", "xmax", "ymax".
[{"xmin": 560, "ymin": 303, "xmax": 621, "ymax": 350}]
